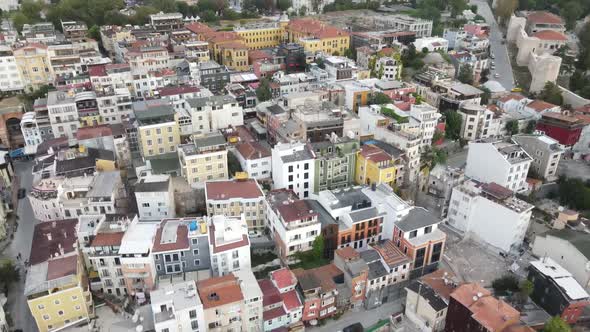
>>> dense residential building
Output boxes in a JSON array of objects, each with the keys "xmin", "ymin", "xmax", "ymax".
[
  {"xmin": 393, "ymin": 207, "xmax": 446, "ymax": 278},
  {"xmin": 536, "ymin": 112, "xmax": 585, "ymax": 147},
  {"xmin": 135, "ymin": 174, "xmax": 176, "ymax": 221},
  {"xmin": 362, "ymin": 183, "xmax": 412, "ymax": 241},
  {"xmin": 150, "ymin": 280, "xmax": 206, "ymax": 332},
  {"xmin": 312, "ymin": 136, "xmax": 358, "ymax": 193},
  {"xmin": 512, "ymin": 133, "xmax": 564, "ymax": 181},
  {"xmin": 266, "ymin": 189, "xmax": 321, "ymax": 261},
  {"xmin": 205, "ymin": 179, "xmax": 266, "ymax": 230},
  {"xmin": 465, "ymin": 140, "xmax": 532, "ymax": 192},
  {"xmin": 208, "ymin": 214, "xmax": 251, "ymax": 276},
  {"xmin": 46, "ymin": 90, "xmax": 79, "ymax": 139},
  {"xmin": 448, "ymin": 180, "xmax": 533, "ymax": 252},
  {"xmin": 178, "ymin": 132, "xmax": 229, "ymax": 187},
  {"xmin": 186, "ymin": 95, "xmax": 244, "ymax": 136},
  {"xmin": 355, "ymin": 143, "xmax": 402, "ymax": 188},
  {"xmin": 286, "ymin": 19, "xmax": 351, "ymax": 56},
  {"xmin": 293, "ymin": 264, "xmax": 343, "ymax": 322},
  {"xmin": 13, "ymin": 43, "xmax": 53, "ymax": 91},
  {"xmin": 271, "ymin": 141, "xmax": 316, "ymax": 199},
  {"xmin": 373, "ymin": 14, "xmax": 433, "ymax": 37},
  {"xmin": 119, "ymin": 220, "xmax": 158, "ymax": 297},
  {"xmin": 149, "ymin": 12, "xmax": 183, "ymax": 32},
  {"xmin": 457, "ymin": 103, "xmax": 496, "ymax": 141},
  {"xmin": 133, "ymin": 99, "xmax": 180, "ymax": 159},
  {"xmin": 234, "ymin": 140, "xmax": 272, "ymax": 180},
  {"xmin": 333, "ymin": 247, "xmax": 369, "ymax": 309},
  {"xmin": 528, "ymin": 258, "xmax": 590, "ymax": 324},
  {"xmin": 0, "ymin": 46, "xmax": 25, "ymax": 92}
]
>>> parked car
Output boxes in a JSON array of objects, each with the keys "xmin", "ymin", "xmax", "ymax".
[{"xmin": 248, "ymin": 230, "xmax": 262, "ymax": 238}]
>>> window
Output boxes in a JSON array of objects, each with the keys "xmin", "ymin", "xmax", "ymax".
[
  {"xmin": 191, "ymin": 320, "xmax": 199, "ymax": 330},
  {"xmin": 43, "ymin": 314, "xmax": 50, "ymax": 320},
  {"xmin": 409, "ymin": 230, "xmax": 418, "ymax": 238},
  {"xmin": 193, "ymin": 249, "xmax": 199, "ymax": 255},
  {"xmin": 194, "ymin": 259, "xmax": 200, "ymax": 266},
  {"xmin": 58, "ymin": 310, "xmax": 64, "ymax": 316},
  {"xmin": 75, "ymin": 305, "xmax": 81, "ymax": 311},
  {"xmin": 191, "ymin": 238, "xmax": 198, "ymax": 245},
  {"xmin": 54, "ymin": 300, "xmax": 60, "ymax": 305},
  {"xmin": 38, "ymin": 304, "xmax": 45, "ymax": 310}
]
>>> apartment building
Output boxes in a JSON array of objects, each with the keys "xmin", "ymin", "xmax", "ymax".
[
  {"xmin": 150, "ymin": 280, "xmax": 206, "ymax": 332},
  {"xmin": 149, "ymin": 12, "xmax": 183, "ymax": 32},
  {"xmin": 47, "ymin": 90, "xmax": 79, "ymax": 139},
  {"xmin": 152, "ymin": 218, "xmax": 212, "ymax": 277},
  {"xmin": 21, "ymin": 111, "xmax": 43, "ymax": 154},
  {"xmin": 135, "ymin": 174, "xmax": 175, "ymax": 221},
  {"xmin": 127, "ymin": 44, "xmax": 170, "ymax": 74},
  {"xmin": 96, "ymin": 87, "xmax": 133, "ymax": 125},
  {"xmin": 408, "ymin": 103, "xmax": 441, "ymax": 149},
  {"xmin": 13, "ymin": 43, "xmax": 53, "ymax": 91},
  {"xmin": 205, "ymin": 179, "xmax": 266, "ymax": 230},
  {"xmin": 234, "ymin": 270, "xmax": 264, "ymax": 331},
  {"xmin": 235, "ymin": 20, "xmax": 289, "ymax": 50},
  {"xmin": 286, "ymin": 19, "xmax": 351, "ymax": 56},
  {"xmin": 0, "ymin": 46, "xmax": 24, "ymax": 92},
  {"xmin": 266, "ymin": 189, "xmax": 322, "ymax": 261},
  {"xmin": 333, "ymin": 247, "xmax": 369, "ymax": 308},
  {"xmin": 512, "ymin": 133, "xmax": 564, "ymax": 181},
  {"xmin": 457, "ymin": 103, "xmax": 496, "ymax": 141},
  {"xmin": 119, "ymin": 221, "xmax": 159, "ymax": 297},
  {"xmin": 25, "ymin": 220, "xmax": 93, "ymax": 332},
  {"xmin": 316, "ymin": 187, "xmax": 385, "ymax": 251},
  {"xmin": 392, "ymin": 207, "xmax": 446, "ymax": 278},
  {"xmin": 234, "ymin": 140, "xmax": 272, "ymax": 180},
  {"xmin": 271, "ymin": 141, "xmax": 316, "ymax": 199},
  {"xmin": 293, "ymin": 264, "xmax": 343, "ymax": 322},
  {"xmin": 178, "ymin": 133, "xmax": 229, "ymax": 188},
  {"xmin": 208, "ymin": 215, "xmax": 251, "ymax": 276},
  {"xmin": 362, "ymin": 183, "xmax": 412, "ymax": 240},
  {"xmin": 312, "ymin": 136, "xmax": 358, "ymax": 193},
  {"xmin": 465, "ymin": 140, "xmax": 532, "ymax": 192},
  {"xmin": 89, "ymin": 63, "xmax": 134, "ymax": 93},
  {"xmin": 355, "ymin": 144, "xmax": 402, "ymax": 188},
  {"xmin": 373, "ymin": 14, "xmax": 433, "ymax": 37},
  {"xmin": 28, "ymin": 177, "xmax": 65, "ymax": 222},
  {"xmin": 133, "ymin": 99, "xmax": 181, "ymax": 159},
  {"xmin": 259, "ymin": 268, "xmax": 303, "ymax": 330},
  {"xmin": 186, "ymin": 95, "xmax": 244, "ymax": 136},
  {"xmin": 448, "ymin": 180, "xmax": 533, "ymax": 252}
]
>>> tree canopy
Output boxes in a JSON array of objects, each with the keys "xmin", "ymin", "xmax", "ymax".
[
  {"xmin": 445, "ymin": 111, "xmax": 462, "ymax": 140},
  {"xmin": 368, "ymin": 92, "xmax": 392, "ymax": 105},
  {"xmin": 256, "ymin": 78, "xmax": 272, "ymax": 102},
  {"xmin": 505, "ymin": 120, "xmax": 519, "ymax": 136},
  {"xmin": 538, "ymin": 81, "xmax": 563, "ymax": 106},
  {"xmin": 457, "ymin": 64, "xmax": 474, "ymax": 85},
  {"xmin": 543, "ymin": 316, "xmax": 571, "ymax": 332}
]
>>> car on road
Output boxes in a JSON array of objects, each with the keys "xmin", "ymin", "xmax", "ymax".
[
  {"xmin": 17, "ymin": 188, "xmax": 26, "ymax": 199},
  {"xmin": 511, "ymin": 87, "xmax": 523, "ymax": 92},
  {"xmin": 494, "ymin": 73, "xmax": 500, "ymax": 78}
]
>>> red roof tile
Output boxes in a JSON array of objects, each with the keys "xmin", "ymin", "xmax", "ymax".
[
  {"xmin": 276, "ymin": 200, "xmax": 317, "ymax": 223},
  {"xmin": 288, "ymin": 19, "xmax": 350, "ymax": 39},
  {"xmin": 527, "ymin": 11, "xmax": 563, "ymax": 25},
  {"xmin": 156, "ymin": 85, "xmax": 200, "ymax": 97},
  {"xmin": 263, "ymin": 306, "xmax": 288, "ymax": 321},
  {"xmin": 205, "ymin": 179, "xmax": 263, "ymax": 200},
  {"xmin": 498, "ymin": 93, "xmax": 526, "ymax": 103},
  {"xmin": 258, "ymin": 279, "xmax": 282, "ymax": 306},
  {"xmin": 526, "ymin": 99, "xmax": 557, "ymax": 112},
  {"xmin": 281, "ymin": 289, "xmax": 302, "ymax": 311},
  {"xmin": 197, "ymin": 274, "xmax": 244, "ymax": 309},
  {"xmin": 29, "ymin": 219, "xmax": 78, "ymax": 265},
  {"xmin": 360, "ymin": 145, "xmax": 392, "ymax": 163},
  {"xmin": 91, "ymin": 232, "xmax": 125, "ymax": 247},
  {"xmin": 185, "ymin": 22, "xmax": 216, "ymax": 36},
  {"xmin": 47, "ymin": 255, "xmax": 78, "ymax": 280},
  {"xmin": 88, "ymin": 64, "xmax": 107, "ymax": 77},
  {"xmin": 152, "ymin": 221, "xmax": 190, "ymax": 253},
  {"xmin": 335, "ymin": 246, "xmax": 360, "ymax": 260},
  {"xmin": 235, "ymin": 141, "xmax": 271, "ymax": 160},
  {"xmin": 372, "ymin": 240, "xmax": 412, "ymax": 268},
  {"xmin": 532, "ymin": 30, "xmax": 567, "ymax": 41},
  {"xmin": 271, "ymin": 268, "xmax": 297, "ymax": 290},
  {"xmin": 76, "ymin": 125, "xmax": 113, "ymax": 140}
]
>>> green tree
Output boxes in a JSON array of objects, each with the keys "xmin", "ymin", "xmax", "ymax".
[
  {"xmin": 10, "ymin": 12, "xmax": 31, "ymax": 32},
  {"xmin": 227, "ymin": 151, "xmax": 243, "ymax": 177},
  {"xmin": 538, "ymin": 81, "xmax": 563, "ymax": 105},
  {"xmin": 457, "ymin": 64, "xmax": 473, "ymax": 84},
  {"xmin": 557, "ymin": 177, "xmax": 590, "ymax": 210},
  {"xmin": 312, "ymin": 234, "xmax": 324, "ymax": 259},
  {"xmin": 560, "ymin": 2, "xmax": 582, "ymax": 31},
  {"xmin": 449, "ymin": 0, "xmax": 467, "ymax": 18},
  {"xmin": 505, "ymin": 120, "xmax": 519, "ymax": 136},
  {"xmin": 432, "ymin": 129, "xmax": 444, "ymax": 144},
  {"xmin": 480, "ymin": 86, "xmax": 491, "ymax": 105},
  {"xmin": 495, "ymin": 0, "xmax": 518, "ymax": 25},
  {"xmin": 492, "ymin": 275, "xmax": 519, "ymax": 296},
  {"xmin": 277, "ymin": 0, "xmax": 292, "ymax": 11},
  {"xmin": 445, "ymin": 111, "xmax": 462, "ymax": 140},
  {"xmin": 88, "ymin": 25, "xmax": 100, "ymax": 41},
  {"xmin": 543, "ymin": 316, "xmax": 571, "ymax": 332},
  {"xmin": 470, "ymin": 4, "xmax": 477, "ymax": 13},
  {"xmin": 0, "ymin": 261, "xmax": 20, "ymax": 290},
  {"xmin": 519, "ymin": 279, "xmax": 534, "ymax": 302},
  {"xmin": 256, "ymin": 78, "xmax": 272, "ymax": 102},
  {"xmin": 524, "ymin": 120, "xmax": 537, "ymax": 134},
  {"xmin": 146, "ymin": 0, "xmax": 176, "ymax": 12},
  {"xmin": 299, "ymin": 5, "xmax": 307, "ymax": 16},
  {"xmin": 343, "ymin": 47, "xmax": 356, "ymax": 60},
  {"xmin": 368, "ymin": 92, "xmax": 392, "ymax": 105}
]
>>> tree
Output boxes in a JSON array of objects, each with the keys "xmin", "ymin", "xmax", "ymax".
[
  {"xmin": 432, "ymin": 129, "xmax": 444, "ymax": 144},
  {"xmin": 343, "ymin": 47, "xmax": 356, "ymax": 61},
  {"xmin": 524, "ymin": 120, "xmax": 536, "ymax": 134},
  {"xmin": 480, "ymin": 68, "xmax": 490, "ymax": 83},
  {"xmin": 88, "ymin": 25, "xmax": 100, "ymax": 42},
  {"xmin": 480, "ymin": 86, "xmax": 491, "ymax": 105},
  {"xmin": 256, "ymin": 78, "xmax": 272, "ymax": 102},
  {"xmin": 538, "ymin": 81, "xmax": 563, "ymax": 105},
  {"xmin": 560, "ymin": 1, "xmax": 582, "ymax": 31},
  {"xmin": 0, "ymin": 261, "xmax": 20, "ymax": 290},
  {"xmin": 505, "ymin": 120, "xmax": 519, "ymax": 136},
  {"xmin": 557, "ymin": 177, "xmax": 590, "ymax": 211},
  {"xmin": 277, "ymin": 0, "xmax": 292, "ymax": 11},
  {"xmin": 10, "ymin": 12, "xmax": 31, "ymax": 32},
  {"xmin": 299, "ymin": 5, "xmax": 307, "ymax": 16},
  {"xmin": 543, "ymin": 316, "xmax": 571, "ymax": 332},
  {"xmin": 457, "ymin": 64, "xmax": 473, "ymax": 84},
  {"xmin": 492, "ymin": 275, "xmax": 519, "ymax": 296},
  {"xmin": 470, "ymin": 4, "xmax": 477, "ymax": 13},
  {"xmin": 368, "ymin": 92, "xmax": 392, "ymax": 105},
  {"xmin": 518, "ymin": 279, "xmax": 534, "ymax": 303},
  {"xmin": 312, "ymin": 234, "xmax": 324, "ymax": 259},
  {"xmin": 227, "ymin": 151, "xmax": 243, "ymax": 176},
  {"xmin": 495, "ymin": 0, "xmax": 518, "ymax": 25},
  {"xmin": 422, "ymin": 47, "xmax": 429, "ymax": 54},
  {"xmin": 449, "ymin": 0, "xmax": 467, "ymax": 18},
  {"xmin": 445, "ymin": 111, "xmax": 462, "ymax": 140}
]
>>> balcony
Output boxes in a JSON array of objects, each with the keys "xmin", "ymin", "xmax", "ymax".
[{"xmin": 155, "ymin": 309, "xmax": 175, "ymax": 323}]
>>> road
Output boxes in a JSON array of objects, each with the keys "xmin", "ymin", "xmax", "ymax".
[
  {"xmin": 3, "ymin": 160, "xmax": 38, "ymax": 332},
  {"xmin": 307, "ymin": 299, "xmax": 404, "ymax": 332},
  {"xmin": 470, "ymin": 0, "xmax": 515, "ymax": 90}
]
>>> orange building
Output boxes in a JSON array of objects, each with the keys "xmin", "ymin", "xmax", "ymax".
[{"xmin": 333, "ymin": 247, "xmax": 369, "ymax": 308}]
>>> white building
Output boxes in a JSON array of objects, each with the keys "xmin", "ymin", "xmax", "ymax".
[
  {"xmin": 271, "ymin": 141, "xmax": 315, "ymax": 199},
  {"xmin": 362, "ymin": 184, "xmax": 412, "ymax": 241},
  {"xmin": 413, "ymin": 37, "xmax": 449, "ymax": 53},
  {"xmin": 266, "ymin": 190, "xmax": 321, "ymax": 261},
  {"xmin": 28, "ymin": 177, "xmax": 64, "ymax": 222},
  {"xmin": 373, "ymin": 14, "xmax": 433, "ymax": 37},
  {"xmin": 47, "ymin": 90, "xmax": 79, "ymax": 139},
  {"xmin": 205, "ymin": 179, "xmax": 267, "ymax": 231},
  {"xmin": 119, "ymin": 220, "xmax": 159, "ymax": 296},
  {"xmin": 0, "ymin": 46, "xmax": 24, "ymax": 92},
  {"xmin": 457, "ymin": 103, "xmax": 496, "ymax": 141},
  {"xmin": 234, "ymin": 140, "xmax": 272, "ymax": 180},
  {"xmin": 208, "ymin": 214, "xmax": 251, "ymax": 277},
  {"xmin": 134, "ymin": 174, "xmax": 176, "ymax": 221},
  {"xmin": 448, "ymin": 180, "xmax": 533, "ymax": 252},
  {"xmin": 408, "ymin": 103, "xmax": 441, "ymax": 149},
  {"xmin": 96, "ymin": 87, "xmax": 134, "ymax": 125},
  {"xmin": 375, "ymin": 57, "xmax": 402, "ymax": 81},
  {"xmin": 20, "ymin": 112, "xmax": 43, "ymax": 154},
  {"xmin": 512, "ymin": 134, "xmax": 564, "ymax": 181},
  {"xmin": 465, "ymin": 140, "xmax": 532, "ymax": 192},
  {"xmin": 151, "ymin": 280, "xmax": 206, "ymax": 332},
  {"xmin": 187, "ymin": 95, "xmax": 244, "ymax": 136},
  {"xmin": 234, "ymin": 270, "xmax": 264, "ymax": 331}
]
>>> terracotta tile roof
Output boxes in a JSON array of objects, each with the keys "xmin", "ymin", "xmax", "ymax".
[
  {"xmin": 281, "ymin": 289, "xmax": 302, "ymax": 311},
  {"xmin": 88, "ymin": 64, "xmax": 107, "ymax": 77},
  {"xmin": 293, "ymin": 264, "xmax": 343, "ymax": 293},
  {"xmin": 573, "ymin": 113, "xmax": 590, "ymax": 125},
  {"xmin": 208, "ymin": 31, "xmax": 241, "ymax": 43},
  {"xmin": 47, "ymin": 254, "xmax": 78, "ymax": 280},
  {"xmin": 526, "ymin": 99, "xmax": 557, "ymax": 112},
  {"xmin": 372, "ymin": 240, "xmax": 412, "ymax": 268},
  {"xmin": 541, "ymin": 112, "xmax": 581, "ymax": 123},
  {"xmin": 498, "ymin": 93, "xmax": 526, "ymax": 103},
  {"xmin": 360, "ymin": 144, "xmax": 392, "ymax": 163},
  {"xmin": 205, "ymin": 179, "xmax": 263, "ymax": 200},
  {"xmin": 264, "ymin": 306, "xmax": 288, "ymax": 321},
  {"xmin": 276, "ymin": 200, "xmax": 317, "ymax": 223},
  {"xmin": 574, "ymin": 104, "xmax": 590, "ymax": 114},
  {"xmin": 532, "ymin": 30, "xmax": 567, "ymax": 41},
  {"xmin": 90, "ymin": 232, "xmax": 125, "ymax": 247},
  {"xmin": 271, "ymin": 268, "xmax": 298, "ymax": 289},
  {"xmin": 208, "ymin": 224, "xmax": 249, "ymax": 254},
  {"xmin": 527, "ymin": 11, "xmax": 563, "ymax": 25},
  {"xmin": 249, "ymin": 49, "xmax": 271, "ymax": 62},
  {"xmin": 185, "ymin": 22, "xmax": 216, "ymax": 36},
  {"xmin": 218, "ymin": 40, "xmax": 248, "ymax": 50},
  {"xmin": 420, "ymin": 269, "xmax": 458, "ymax": 302},
  {"xmin": 235, "ymin": 141, "xmax": 271, "ymax": 160},
  {"xmin": 258, "ymin": 279, "xmax": 282, "ymax": 306},
  {"xmin": 197, "ymin": 274, "xmax": 244, "ymax": 309},
  {"xmin": 29, "ymin": 219, "xmax": 78, "ymax": 265},
  {"xmin": 156, "ymin": 85, "xmax": 200, "ymax": 97},
  {"xmin": 481, "ymin": 182, "xmax": 513, "ymax": 199},
  {"xmin": 76, "ymin": 125, "xmax": 113, "ymax": 140},
  {"xmin": 152, "ymin": 221, "xmax": 190, "ymax": 253},
  {"xmin": 335, "ymin": 246, "xmax": 360, "ymax": 260},
  {"xmin": 288, "ymin": 19, "xmax": 350, "ymax": 39}
]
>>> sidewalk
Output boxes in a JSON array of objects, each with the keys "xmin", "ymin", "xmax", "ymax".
[{"xmin": 307, "ymin": 299, "xmax": 404, "ymax": 332}]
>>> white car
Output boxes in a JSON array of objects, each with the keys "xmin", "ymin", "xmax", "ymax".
[{"xmin": 248, "ymin": 230, "xmax": 262, "ymax": 238}]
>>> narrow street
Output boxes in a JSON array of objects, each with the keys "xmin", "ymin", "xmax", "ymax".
[
  {"xmin": 3, "ymin": 160, "xmax": 38, "ymax": 332},
  {"xmin": 470, "ymin": 0, "xmax": 515, "ymax": 90}
]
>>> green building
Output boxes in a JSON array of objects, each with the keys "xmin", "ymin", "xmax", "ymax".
[{"xmin": 312, "ymin": 137, "xmax": 358, "ymax": 193}]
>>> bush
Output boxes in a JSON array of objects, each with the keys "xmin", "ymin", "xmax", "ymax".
[{"xmin": 492, "ymin": 275, "xmax": 520, "ymax": 295}]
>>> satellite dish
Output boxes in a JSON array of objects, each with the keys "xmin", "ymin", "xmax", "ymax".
[{"xmin": 136, "ymin": 325, "xmax": 144, "ymax": 332}]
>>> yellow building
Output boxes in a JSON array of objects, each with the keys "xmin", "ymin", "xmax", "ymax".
[
  {"xmin": 286, "ymin": 19, "xmax": 350, "ymax": 55},
  {"xmin": 355, "ymin": 144, "xmax": 400, "ymax": 188},
  {"xmin": 219, "ymin": 42, "xmax": 250, "ymax": 71},
  {"xmin": 13, "ymin": 43, "xmax": 54, "ymax": 92},
  {"xmin": 134, "ymin": 100, "xmax": 181, "ymax": 159},
  {"xmin": 25, "ymin": 219, "xmax": 93, "ymax": 332},
  {"xmin": 178, "ymin": 133, "xmax": 228, "ymax": 188},
  {"xmin": 234, "ymin": 15, "xmax": 289, "ymax": 50}
]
